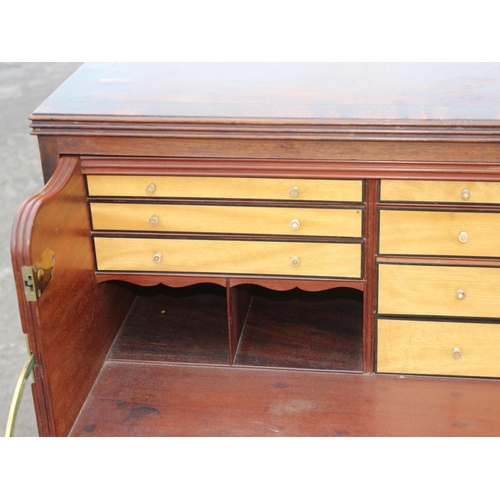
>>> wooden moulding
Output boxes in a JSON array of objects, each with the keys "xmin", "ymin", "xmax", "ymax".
[
  {"xmin": 30, "ymin": 116, "xmax": 500, "ymax": 141},
  {"xmin": 80, "ymin": 156, "xmax": 500, "ymax": 179}
]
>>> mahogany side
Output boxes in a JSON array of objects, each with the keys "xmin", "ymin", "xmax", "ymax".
[
  {"xmin": 11, "ymin": 157, "xmax": 135, "ymax": 436},
  {"xmin": 70, "ymin": 362, "xmax": 500, "ymax": 437}
]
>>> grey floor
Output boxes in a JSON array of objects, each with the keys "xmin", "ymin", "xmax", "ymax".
[{"xmin": 0, "ymin": 62, "xmax": 82, "ymax": 437}]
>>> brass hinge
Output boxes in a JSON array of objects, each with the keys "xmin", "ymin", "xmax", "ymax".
[{"xmin": 21, "ymin": 247, "xmax": 55, "ymax": 301}]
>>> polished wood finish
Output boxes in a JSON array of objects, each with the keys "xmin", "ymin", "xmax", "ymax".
[
  {"xmin": 380, "ymin": 179, "xmax": 500, "ymax": 204},
  {"xmin": 233, "ymin": 287, "xmax": 363, "ymax": 371},
  {"xmin": 227, "ymin": 284, "xmax": 252, "ymax": 365},
  {"xmin": 87, "ymin": 175, "xmax": 363, "ymax": 202},
  {"xmin": 95, "ymin": 273, "xmax": 363, "ymax": 292},
  {"xmin": 81, "ymin": 157, "xmax": 500, "ymax": 180},
  {"xmin": 377, "ymin": 319, "xmax": 500, "ymax": 377},
  {"xmin": 11, "ymin": 157, "xmax": 135, "ymax": 436},
  {"xmin": 31, "ymin": 63, "xmax": 500, "ymax": 122},
  {"xmin": 378, "ymin": 264, "xmax": 500, "ymax": 318},
  {"xmin": 379, "ymin": 209, "xmax": 500, "ymax": 257},
  {"xmin": 362, "ymin": 179, "xmax": 378, "ymax": 373},
  {"xmin": 70, "ymin": 362, "xmax": 500, "ymax": 436},
  {"xmin": 93, "ymin": 237, "xmax": 363, "ymax": 278},
  {"xmin": 90, "ymin": 203, "xmax": 363, "ymax": 237},
  {"xmin": 11, "ymin": 63, "xmax": 500, "ymax": 436},
  {"xmin": 108, "ymin": 284, "xmax": 229, "ymax": 365}
]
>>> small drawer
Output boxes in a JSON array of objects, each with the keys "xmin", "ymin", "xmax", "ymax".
[
  {"xmin": 87, "ymin": 175, "xmax": 363, "ymax": 202},
  {"xmin": 378, "ymin": 263, "xmax": 500, "ymax": 318},
  {"xmin": 380, "ymin": 180, "xmax": 500, "ymax": 204},
  {"xmin": 94, "ymin": 237, "xmax": 362, "ymax": 278},
  {"xmin": 90, "ymin": 203, "xmax": 363, "ymax": 238},
  {"xmin": 379, "ymin": 209, "xmax": 500, "ymax": 258},
  {"xmin": 377, "ymin": 318, "xmax": 500, "ymax": 378}
]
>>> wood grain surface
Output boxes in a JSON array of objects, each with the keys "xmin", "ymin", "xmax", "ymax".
[
  {"xmin": 90, "ymin": 203, "xmax": 363, "ymax": 237},
  {"xmin": 11, "ymin": 157, "xmax": 135, "ymax": 436},
  {"xmin": 234, "ymin": 287, "xmax": 363, "ymax": 371},
  {"xmin": 108, "ymin": 284, "xmax": 230, "ymax": 365},
  {"xmin": 377, "ymin": 319, "xmax": 500, "ymax": 377},
  {"xmin": 94, "ymin": 237, "xmax": 363, "ymax": 278},
  {"xmin": 69, "ymin": 362, "xmax": 500, "ymax": 436},
  {"xmin": 380, "ymin": 179, "xmax": 500, "ymax": 204},
  {"xmin": 87, "ymin": 175, "xmax": 363, "ymax": 202},
  {"xmin": 379, "ymin": 209, "xmax": 500, "ymax": 257},
  {"xmin": 378, "ymin": 264, "xmax": 500, "ymax": 318},
  {"xmin": 33, "ymin": 63, "xmax": 500, "ymax": 122}
]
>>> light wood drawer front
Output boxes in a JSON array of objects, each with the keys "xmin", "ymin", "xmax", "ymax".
[
  {"xmin": 379, "ymin": 210, "xmax": 500, "ymax": 257},
  {"xmin": 378, "ymin": 264, "xmax": 500, "ymax": 318},
  {"xmin": 94, "ymin": 238, "xmax": 362, "ymax": 278},
  {"xmin": 90, "ymin": 203, "xmax": 363, "ymax": 237},
  {"xmin": 380, "ymin": 180, "xmax": 500, "ymax": 204},
  {"xmin": 87, "ymin": 176, "xmax": 363, "ymax": 202},
  {"xmin": 377, "ymin": 319, "xmax": 500, "ymax": 378}
]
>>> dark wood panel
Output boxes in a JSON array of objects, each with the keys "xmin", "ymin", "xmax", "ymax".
[
  {"xmin": 228, "ymin": 284, "xmax": 252, "ymax": 365},
  {"xmin": 31, "ymin": 63, "xmax": 500, "ymax": 121},
  {"xmin": 234, "ymin": 287, "xmax": 363, "ymax": 371},
  {"xmin": 70, "ymin": 362, "xmax": 500, "ymax": 436},
  {"xmin": 108, "ymin": 284, "xmax": 229, "ymax": 365},
  {"xmin": 56, "ymin": 136, "xmax": 500, "ymax": 164},
  {"xmin": 37, "ymin": 136, "xmax": 60, "ymax": 184},
  {"xmin": 362, "ymin": 179, "xmax": 378, "ymax": 372}
]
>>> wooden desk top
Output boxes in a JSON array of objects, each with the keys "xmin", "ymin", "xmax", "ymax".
[{"xmin": 31, "ymin": 62, "xmax": 500, "ymax": 123}]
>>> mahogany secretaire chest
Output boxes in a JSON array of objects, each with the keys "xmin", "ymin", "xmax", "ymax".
[{"xmin": 9, "ymin": 62, "xmax": 500, "ymax": 436}]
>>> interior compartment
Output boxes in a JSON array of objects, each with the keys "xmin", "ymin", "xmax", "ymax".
[
  {"xmin": 233, "ymin": 286, "xmax": 363, "ymax": 371},
  {"xmin": 108, "ymin": 283, "xmax": 230, "ymax": 365},
  {"xmin": 105, "ymin": 281, "xmax": 363, "ymax": 372}
]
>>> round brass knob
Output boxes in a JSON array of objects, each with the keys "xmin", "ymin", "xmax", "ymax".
[
  {"xmin": 152, "ymin": 252, "xmax": 162, "ymax": 263},
  {"xmin": 146, "ymin": 183, "xmax": 156, "ymax": 195},
  {"xmin": 149, "ymin": 215, "xmax": 159, "ymax": 227},
  {"xmin": 461, "ymin": 188, "xmax": 471, "ymax": 201},
  {"xmin": 290, "ymin": 256, "xmax": 300, "ymax": 267},
  {"xmin": 456, "ymin": 289, "xmax": 466, "ymax": 300},
  {"xmin": 458, "ymin": 231, "xmax": 469, "ymax": 243},
  {"xmin": 289, "ymin": 186, "xmax": 299, "ymax": 199},
  {"xmin": 452, "ymin": 347, "xmax": 462, "ymax": 360},
  {"xmin": 290, "ymin": 219, "xmax": 301, "ymax": 231}
]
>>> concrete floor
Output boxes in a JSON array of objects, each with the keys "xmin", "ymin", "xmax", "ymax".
[{"xmin": 0, "ymin": 62, "xmax": 82, "ymax": 437}]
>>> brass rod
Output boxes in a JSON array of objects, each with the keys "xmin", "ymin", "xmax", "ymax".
[{"xmin": 5, "ymin": 353, "xmax": 36, "ymax": 437}]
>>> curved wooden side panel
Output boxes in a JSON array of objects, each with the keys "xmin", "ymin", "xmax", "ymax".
[{"xmin": 11, "ymin": 156, "xmax": 135, "ymax": 436}]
